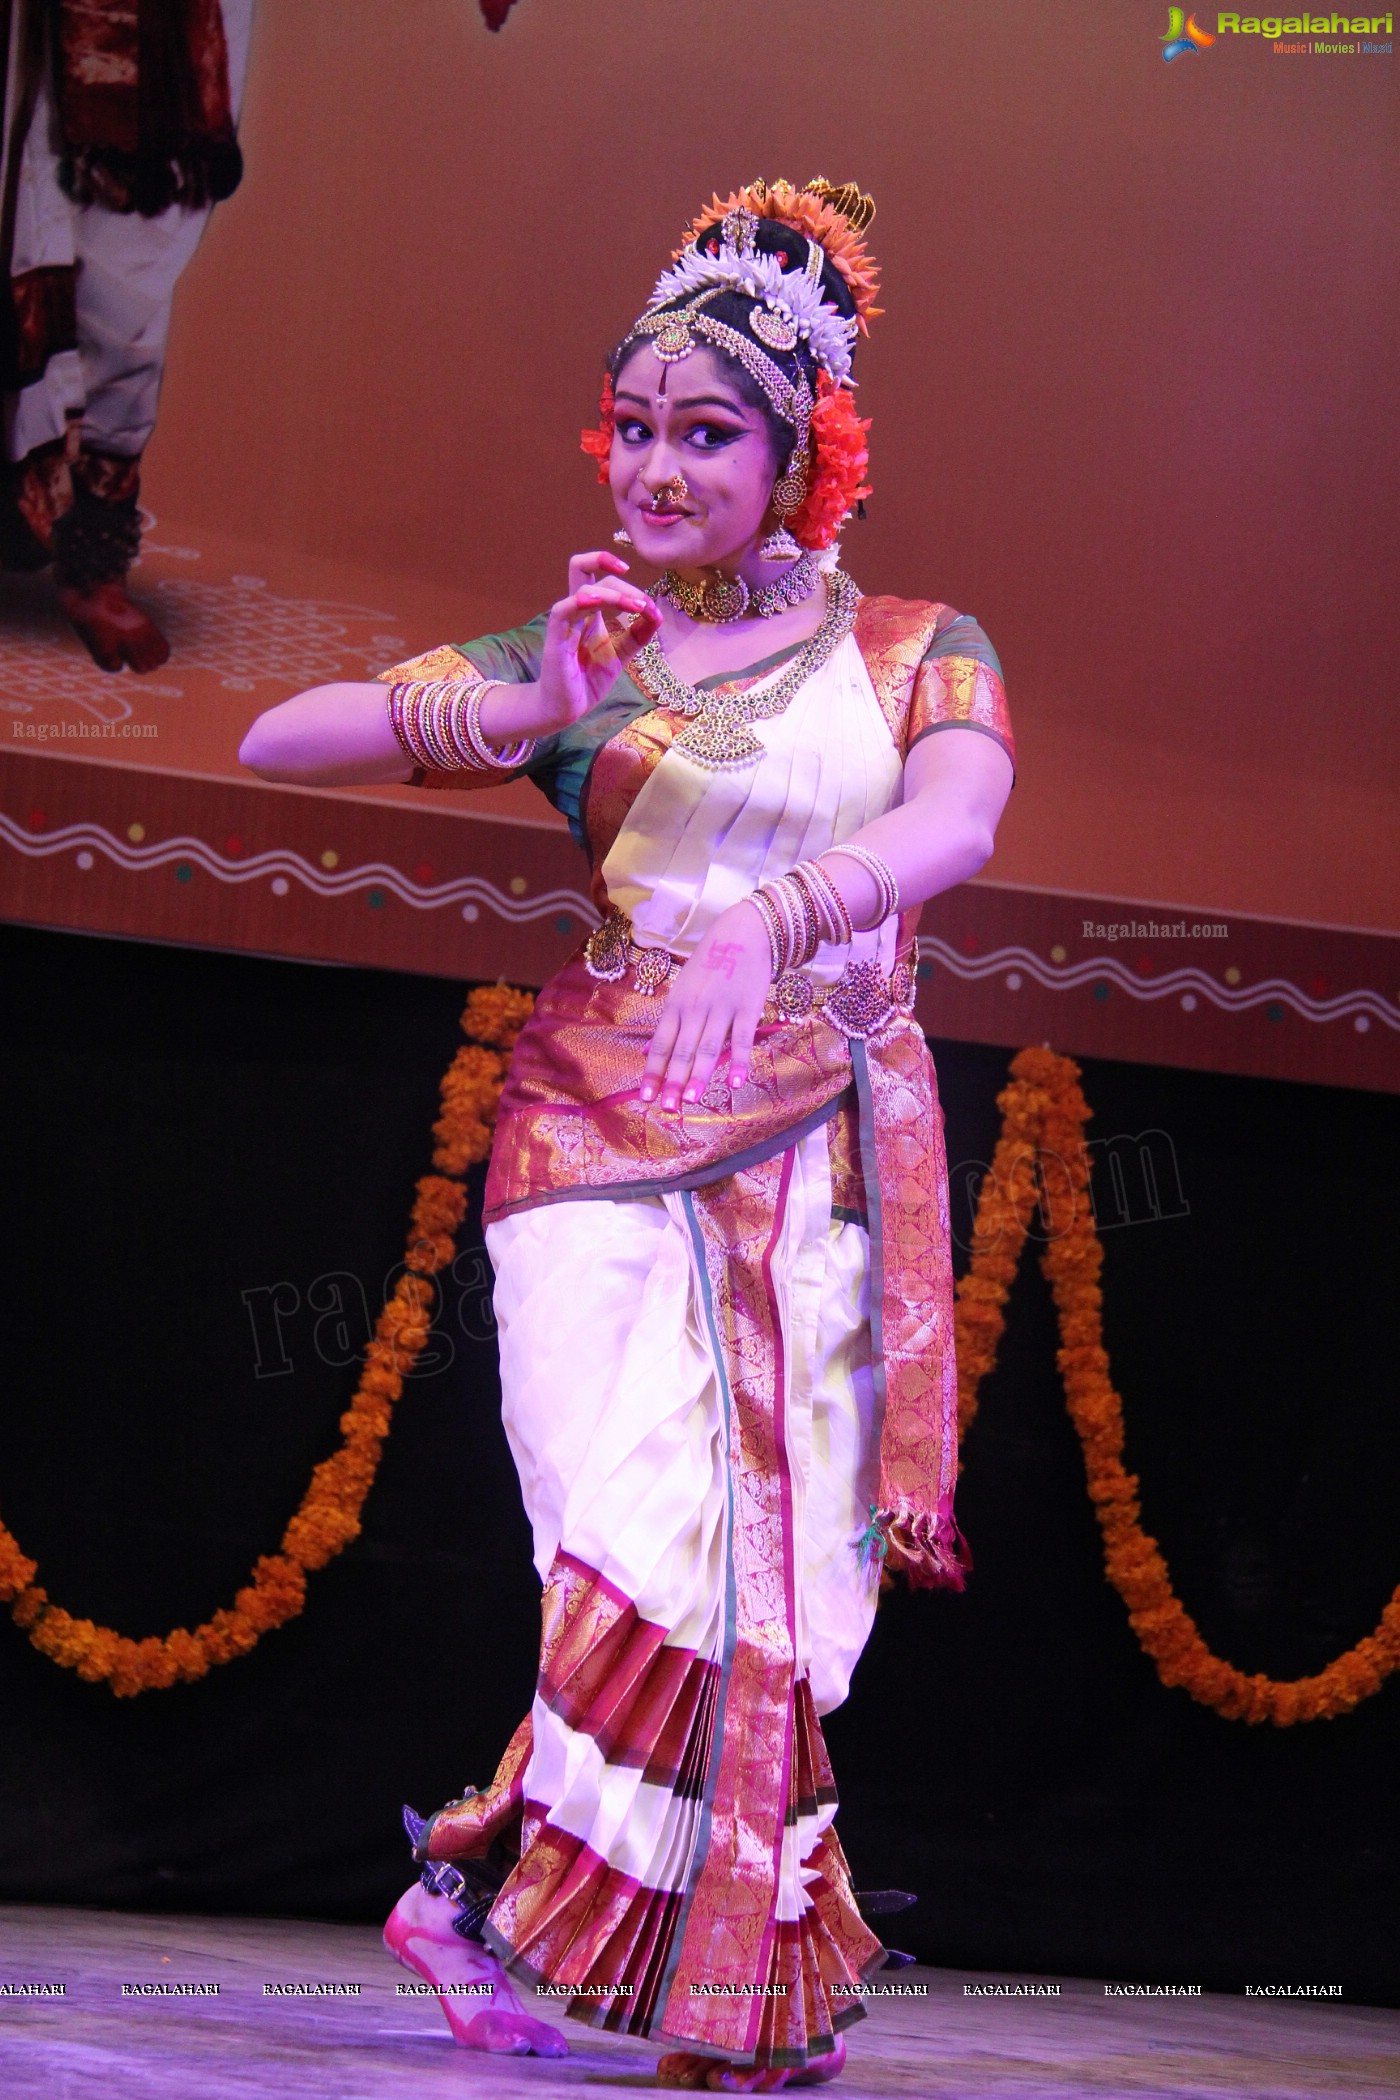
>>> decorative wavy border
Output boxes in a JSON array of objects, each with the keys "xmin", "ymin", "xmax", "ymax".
[
  {"xmin": 917, "ymin": 935, "xmax": 1399, "ymax": 1032},
  {"xmin": 0, "ymin": 813, "xmax": 595, "ymax": 925},
  {"xmin": 2, "ymin": 814, "xmax": 1395, "ymax": 1031}
]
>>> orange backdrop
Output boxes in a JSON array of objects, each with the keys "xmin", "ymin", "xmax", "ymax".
[{"xmin": 145, "ymin": 0, "xmax": 1398, "ymax": 931}]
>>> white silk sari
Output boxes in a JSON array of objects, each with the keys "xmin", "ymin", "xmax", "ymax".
[{"xmin": 391, "ymin": 593, "xmax": 1012, "ymax": 2066}]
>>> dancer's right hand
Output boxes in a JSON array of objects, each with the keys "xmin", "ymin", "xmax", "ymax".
[{"xmin": 527, "ymin": 550, "xmax": 661, "ymax": 734}]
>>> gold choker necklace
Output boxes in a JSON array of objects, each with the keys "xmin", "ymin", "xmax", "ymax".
[{"xmin": 653, "ymin": 551, "xmax": 820, "ymax": 624}]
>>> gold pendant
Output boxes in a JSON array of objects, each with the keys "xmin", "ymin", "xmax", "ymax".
[
  {"xmin": 700, "ymin": 572, "xmax": 749, "ymax": 622},
  {"xmin": 670, "ymin": 709, "xmax": 766, "ymax": 769}
]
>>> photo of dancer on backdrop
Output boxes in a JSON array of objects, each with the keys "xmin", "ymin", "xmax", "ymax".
[{"xmin": 0, "ymin": 0, "xmax": 252, "ymax": 672}]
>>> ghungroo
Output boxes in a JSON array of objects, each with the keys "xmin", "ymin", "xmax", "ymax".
[{"xmin": 402, "ymin": 1799, "xmax": 507, "ymax": 1944}]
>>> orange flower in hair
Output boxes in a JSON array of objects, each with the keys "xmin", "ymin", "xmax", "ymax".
[
  {"xmin": 786, "ymin": 373, "xmax": 872, "ymax": 552},
  {"xmin": 580, "ymin": 372, "xmax": 615, "ymax": 484},
  {"xmin": 680, "ymin": 178, "xmax": 883, "ymax": 332}
]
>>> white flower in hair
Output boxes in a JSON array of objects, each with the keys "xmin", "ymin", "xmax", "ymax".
[{"xmin": 645, "ymin": 240, "xmax": 861, "ymax": 387}]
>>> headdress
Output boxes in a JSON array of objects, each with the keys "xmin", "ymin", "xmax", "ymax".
[
  {"xmin": 582, "ymin": 178, "xmax": 877, "ymax": 552},
  {"xmin": 682, "ymin": 178, "xmax": 881, "ymax": 322}
]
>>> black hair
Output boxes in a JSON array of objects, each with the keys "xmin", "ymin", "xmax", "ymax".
[{"xmin": 609, "ymin": 218, "xmax": 857, "ymax": 462}]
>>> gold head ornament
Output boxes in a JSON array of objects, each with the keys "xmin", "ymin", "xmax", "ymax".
[{"xmin": 677, "ymin": 176, "xmax": 883, "ymax": 332}]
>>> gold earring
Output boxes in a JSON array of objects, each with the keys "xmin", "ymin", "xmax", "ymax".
[
  {"xmin": 771, "ymin": 450, "xmax": 808, "ymax": 517},
  {"xmin": 758, "ymin": 524, "xmax": 803, "ymax": 561}
]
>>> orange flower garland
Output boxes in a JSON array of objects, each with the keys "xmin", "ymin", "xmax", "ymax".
[
  {"xmin": 954, "ymin": 1046, "xmax": 1400, "ymax": 1726},
  {"xmin": 4, "ymin": 1018, "xmax": 1395, "ymax": 1724},
  {"xmin": 0, "ymin": 984, "xmax": 533, "ymax": 1697}
]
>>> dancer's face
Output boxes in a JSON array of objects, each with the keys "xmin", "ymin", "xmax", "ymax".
[{"xmin": 609, "ymin": 346, "xmax": 782, "ymax": 574}]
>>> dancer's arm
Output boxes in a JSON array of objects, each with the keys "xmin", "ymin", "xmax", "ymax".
[
  {"xmin": 639, "ymin": 728, "xmax": 1014, "ymax": 1111},
  {"xmin": 238, "ymin": 552, "xmax": 658, "ymax": 787},
  {"xmin": 795, "ymin": 726, "xmax": 1014, "ymax": 930},
  {"xmin": 237, "ymin": 678, "xmax": 552, "ymax": 788}
]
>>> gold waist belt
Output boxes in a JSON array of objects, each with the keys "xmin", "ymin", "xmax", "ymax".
[{"xmin": 583, "ymin": 903, "xmax": 919, "ymax": 1042}]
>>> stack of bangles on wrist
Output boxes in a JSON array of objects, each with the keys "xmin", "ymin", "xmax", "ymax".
[
  {"xmin": 386, "ymin": 678, "xmax": 539, "ymax": 773},
  {"xmin": 747, "ymin": 844, "xmax": 900, "ymax": 978}
]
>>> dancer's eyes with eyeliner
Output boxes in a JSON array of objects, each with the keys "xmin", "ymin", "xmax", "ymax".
[{"xmin": 684, "ymin": 421, "xmax": 743, "ymax": 451}]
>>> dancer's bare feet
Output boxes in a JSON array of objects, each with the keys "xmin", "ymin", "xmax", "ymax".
[
  {"xmin": 657, "ymin": 2034, "xmax": 846, "ymax": 2090},
  {"xmin": 57, "ymin": 579, "xmax": 170, "ymax": 673},
  {"xmin": 383, "ymin": 1879, "xmax": 568, "ymax": 2056}
]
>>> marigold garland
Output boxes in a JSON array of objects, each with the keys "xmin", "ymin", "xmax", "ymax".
[
  {"xmin": 0, "ymin": 984, "xmax": 534, "ymax": 1697},
  {"xmin": 4, "ymin": 1021, "xmax": 1395, "ymax": 1723},
  {"xmin": 953, "ymin": 1046, "xmax": 1400, "ymax": 1726}
]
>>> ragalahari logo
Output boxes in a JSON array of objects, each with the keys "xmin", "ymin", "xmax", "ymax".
[{"xmin": 1162, "ymin": 7, "xmax": 1217, "ymax": 54}]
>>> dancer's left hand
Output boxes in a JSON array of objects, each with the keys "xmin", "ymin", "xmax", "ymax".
[{"xmin": 640, "ymin": 902, "xmax": 772, "ymax": 1110}]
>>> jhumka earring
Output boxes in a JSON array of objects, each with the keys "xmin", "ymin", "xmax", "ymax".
[
  {"xmin": 759, "ymin": 442, "xmax": 810, "ymax": 562},
  {"xmin": 758, "ymin": 523, "xmax": 803, "ymax": 562},
  {"xmin": 613, "ymin": 529, "xmax": 633, "ymax": 545},
  {"xmin": 759, "ymin": 451, "xmax": 808, "ymax": 561}
]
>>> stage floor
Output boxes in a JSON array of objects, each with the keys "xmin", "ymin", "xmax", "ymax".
[{"xmin": 0, "ymin": 1907, "xmax": 1395, "ymax": 2099}]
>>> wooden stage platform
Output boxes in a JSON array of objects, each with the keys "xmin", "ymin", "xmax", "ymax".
[{"xmin": 0, "ymin": 1907, "xmax": 1396, "ymax": 2099}]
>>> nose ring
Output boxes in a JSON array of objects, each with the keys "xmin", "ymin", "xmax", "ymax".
[{"xmin": 650, "ymin": 474, "xmax": 690, "ymax": 510}]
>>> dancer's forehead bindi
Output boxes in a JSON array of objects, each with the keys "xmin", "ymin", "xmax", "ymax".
[{"xmin": 614, "ymin": 343, "xmax": 754, "ymax": 421}]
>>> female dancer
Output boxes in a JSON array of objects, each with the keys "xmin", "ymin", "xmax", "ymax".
[{"xmin": 240, "ymin": 178, "xmax": 1015, "ymax": 2091}]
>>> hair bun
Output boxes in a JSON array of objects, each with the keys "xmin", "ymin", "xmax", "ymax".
[{"xmin": 680, "ymin": 178, "xmax": 883, "ymax": 332}]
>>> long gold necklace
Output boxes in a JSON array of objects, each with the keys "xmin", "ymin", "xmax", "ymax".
[{"xmin": 628, "ymin": 567, "xmax": 859, "ymax": 772}]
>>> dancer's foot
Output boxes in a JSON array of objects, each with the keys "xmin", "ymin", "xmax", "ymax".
[
  {"xmin": 57, "ymin": 579, "xmax": 170, "ymax": 673},
  {"xmin": 383, "ymin": 1879, "xmax": 568, "ymax": 2056},
  {"xmin": 657, "ymin": 2034, "xmax": 846, "ymax": 2090}
]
